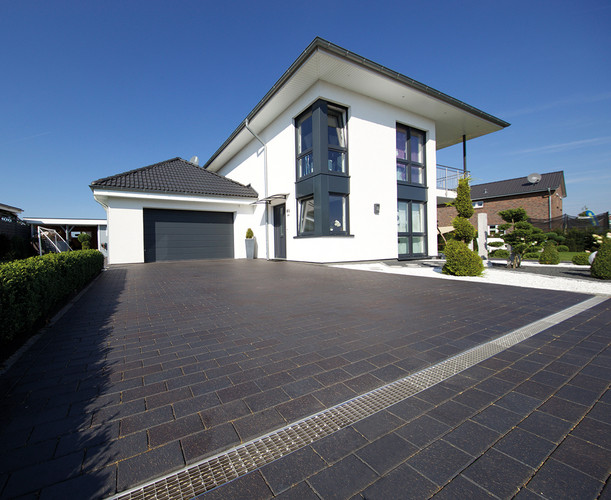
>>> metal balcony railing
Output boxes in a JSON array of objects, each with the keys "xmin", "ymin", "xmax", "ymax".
[{"xmin": 437, "ymin": 164, "xmax": 468, "ymax": 191}]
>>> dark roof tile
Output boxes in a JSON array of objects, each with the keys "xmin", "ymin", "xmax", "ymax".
[
  {"xmin": 90, "ymin": 158, "xmax": 258, "ymax": 199},
  {"xmin": 471, "ymin": 171, "xmax": 565, "ymax": 201}
]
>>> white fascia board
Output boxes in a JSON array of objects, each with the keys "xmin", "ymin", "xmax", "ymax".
[
  {"xmin": 22, "ymin": 218, "xmax": 107, "ymax": 226},
  {"xmin": 91, "ymin": 189, "xmax": 256, "ymax": 207}
]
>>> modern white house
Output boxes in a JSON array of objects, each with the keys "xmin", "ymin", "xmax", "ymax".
[{"xmin": 91, "ymin": 38, "xmax": 509, "ymax": 265}]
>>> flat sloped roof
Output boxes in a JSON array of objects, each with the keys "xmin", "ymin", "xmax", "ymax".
[
  {"xmin": 90, "ymin": 157, "xmax": 258, "ymax": 199},
  {"xmin": 471, "ymin": 171, "xmax": 566, "ymax": 201}
]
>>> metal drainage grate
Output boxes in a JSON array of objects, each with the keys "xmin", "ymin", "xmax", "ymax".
[{"xmin": 109, "ymin": 296, "xmax": 607, "ymax": 500}]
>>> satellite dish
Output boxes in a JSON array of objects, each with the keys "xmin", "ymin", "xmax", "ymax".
[
  {"xmin": 190, "ymin": 156, "xmax": 199, "ymax": 166},
  {"xmin": 527, "ymin": 172, "xmax": 542, "ymax": 184}
]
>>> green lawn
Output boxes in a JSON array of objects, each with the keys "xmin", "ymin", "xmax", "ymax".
[{"xmin": 523, "ymin": 251, "xmax": 588, "ymax": 263}]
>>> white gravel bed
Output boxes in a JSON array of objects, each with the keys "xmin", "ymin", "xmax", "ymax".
[{"xmin": 330, "ymin": 261, "xmax": 611, "ymax": 296}]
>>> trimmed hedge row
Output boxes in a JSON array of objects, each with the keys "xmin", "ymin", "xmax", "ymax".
[{"xmin": 0, "ymin": 250, "xmax": 104, "ymax": 347}]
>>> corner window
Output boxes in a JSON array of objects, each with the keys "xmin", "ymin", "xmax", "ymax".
[
  {"xmin": 327, "ymin": 107, "xmax": 347, "ymax": 173},
  {"xmin": 396, "ymin": 125, "xmax": 426, "ymax": 185},
  {"xmin": 329, "ymin": 194, "xmax": 347, "ymax": 233},
  {"xmin": 297, "ymin": 112, "xmax": 313, "ymax": 178},
  {"xmin": 298, "ymin": 198, "xmax": 315, "ymax": 235},
  {"xmin": 295, "ymin": 99, "xmax": 350, "ymax": 237}
]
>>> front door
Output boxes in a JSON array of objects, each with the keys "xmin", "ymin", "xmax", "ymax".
[{"xmin": 273, "ymin": 204, "xmax": 287, "ymax": 259}]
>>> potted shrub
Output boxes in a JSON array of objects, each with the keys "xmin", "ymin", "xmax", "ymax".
[{"xmin": 245, "ymin": 228, "xmax": 255, "ymax": 259}]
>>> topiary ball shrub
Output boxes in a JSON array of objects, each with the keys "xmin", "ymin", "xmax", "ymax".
[
  {"xmin": 557, "ymin": 245, "xmax": 569, "ymax": 252},
  {"xmin": 451, "ymin": 217, "xmax": 476, "ymax": 244},
  {"xmin": 539, "ymin": 242, "xmax": 560, "ymax": 265},
  {"xmin": 489, "ymin": 249, "xmax": 510, "ymax": 259},
  {"xmin": 572, "ymin": 253, "xmax": 590, "ymax": 265},
  {"xmin": 442, "ymin": 240, "xmax": 484, "ymax": 276},
  {"xmin": 245, "ymin": 228, "xmax": 254, "ymax": 239},
  {"xmin": 591, "ymin": 238, "xmax": 611, "ymax": 280}
]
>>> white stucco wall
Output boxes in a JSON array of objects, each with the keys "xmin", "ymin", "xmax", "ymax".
[{"xmin": 219, "ymin": 81, "xmax": 438, "ymax": 262}]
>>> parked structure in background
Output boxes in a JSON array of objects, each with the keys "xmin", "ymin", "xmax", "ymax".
[
  {"xmin": 0, "ymin": 203, "xmax": 30, "ymax": 241},
  {"xmin": 23, "ymin": 218, "xmax": 108, "ymax": 257},
  {"xmin": 92, "ymin": 38, "xmax": 509, "ymax": 265},
  {"xmin": 438, "ymin": 171, "xmax": 566, "ymax": 234}
]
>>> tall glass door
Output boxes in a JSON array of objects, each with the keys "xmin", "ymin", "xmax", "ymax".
[{"xmin": 398, "ymin": 200, "xmax": 427, "ymax": 259}]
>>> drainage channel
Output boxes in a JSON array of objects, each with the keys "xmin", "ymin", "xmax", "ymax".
[{"xmin": 109, "ymin": 296, "xmax": 608, "ymax": 500}]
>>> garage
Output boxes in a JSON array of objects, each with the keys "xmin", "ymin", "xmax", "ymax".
[{"xmin": 143, "ymin": 208, "xmax": 234, "ymax": 262}]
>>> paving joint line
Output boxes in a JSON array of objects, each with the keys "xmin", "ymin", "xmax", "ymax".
[{"xmin": 106, "ymin": 295, "xmax": 608, "ymax": 500}]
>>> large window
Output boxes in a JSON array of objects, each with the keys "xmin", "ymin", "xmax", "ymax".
[
  {"xmin": 298, "ymin": 198, "xmax": 315, "ymax": 234},
  {"xmin": 327, "ymin": 107, "xmax": 347, "ymax": 173},
  {"xmin": 295, "ymin": 100, "xmax": 350, "ymax": 236},
  {"xmin": 297, "ymin": 112, "xmax": 313, "ymax": 178},
  {"xmin": 396, "ymin": 125, "xmax": 425, "ymax": 185},
  {"xmin": 329, "ymin": 194, "xmax": 347, "ymax": 234},
  {"xmin": 397, "ymin": 200, "xmax": 427, "ymax": 257}
]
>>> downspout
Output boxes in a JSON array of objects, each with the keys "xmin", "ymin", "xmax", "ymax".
[
  {"xmin": 547, "ymin": 188, "xmax": 552, "ymax": 231},
  {"xmin": 244, "ymin": 119, "xmax": 269, "ymax": 260}
]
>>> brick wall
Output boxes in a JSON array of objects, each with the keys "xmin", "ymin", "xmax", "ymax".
[{"xmin": 437, "ymin": 189, "xmax": 564, "ymax": 228}]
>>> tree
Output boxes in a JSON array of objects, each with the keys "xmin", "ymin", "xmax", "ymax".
[
  {"xmin": 77, "ymin": 232, "xmax": 92, "ymax": 250},
  {"xmin": 498, "ymin": 208, "xmax": 545, "ymax": 268},
  {"xmin": 443, "ymin": 178, "xmax": 483, "ymax": 276}
]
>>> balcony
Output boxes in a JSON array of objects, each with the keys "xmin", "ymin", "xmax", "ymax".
[{"xmin": 436, "ymin": 164, "xmax": 468, "ymax": 204}]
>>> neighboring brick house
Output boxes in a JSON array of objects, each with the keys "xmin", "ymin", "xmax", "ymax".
[{"xmin": 438, "ymin": 171, "xmax": 566, "ymax": 232}]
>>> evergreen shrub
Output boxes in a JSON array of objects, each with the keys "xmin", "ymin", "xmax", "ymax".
[
  {"xmin": 489, "ymin": 249, "xmax": 510, "ymax": 258},
  {"xmin": 571, "ymin": 253, "xmax": 590, "ymax": 265},
  {"xmin": 524, "ymin": 252, "xmax": 541, "ymax": 259},
  {"xmin": 539, "ymin": 242, "xmax": 560, "ymax": 265},
  {"xmin": 442, "ymin": 240, "xmax": 484, "ymax": 276},
  {"xmin": 488, "ymin": 241, "xmax": 504, "ymax": 248},
  {"xmin": 0, "ymin": 250, "xmax": 104, "ymax": 347},
  {"xmin": 591, "ymin": 237, "xmax": 611, "ymax": 280},
  {"xmin": 556, "ymin": 245, "xmax": 569, "ymax": 252}
]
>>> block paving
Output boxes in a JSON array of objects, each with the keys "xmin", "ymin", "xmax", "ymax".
[{"xmin": 0, "ymin": 259, "xmax": 608, "ymax": 498}]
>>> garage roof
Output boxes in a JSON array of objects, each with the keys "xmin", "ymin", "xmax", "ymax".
[
  {"xmin": 471, "ymin": 171, "xmax": 566, "ymax": 201},
  {"xmin": 90, "ymin": 158, "xmax": 258, "ymax": 198}
]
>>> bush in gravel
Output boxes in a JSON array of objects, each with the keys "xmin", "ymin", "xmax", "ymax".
[
  {"xmin": 489, "ymin": 249, "xmax": 510, "ymax": 259},
  {"xmin": 572, "ymin": 253, "xmax": 590, "ymax": 265},
  {"xmin": 443, "ymin": 178, "xmax": 483, "ymax": 276},
  {"xmin": 591, "ymin": 236, "xmax": 611, "ymax": 280},
  {"xmin": 442, "ymin": 240, "xmax": 484, "ymax": 276},
  {"xmin": 556, "ymin": 245, "xmax": 569, "ymax": 252},
  {"xmin": 539, "ymin": 242, "xmax": 560, "ymax": 265},
  {"xmin": 488, "ymin": 241, "xmax": 504, "ymax": 248},
  {"xmin": 0, "ymin": 250, "xmax": 104, "ymax": 348}
]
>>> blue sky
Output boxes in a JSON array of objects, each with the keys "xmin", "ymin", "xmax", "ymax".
[{"xmin": 1, "ymin": 0, "xmax": 610, "ymax": 219}]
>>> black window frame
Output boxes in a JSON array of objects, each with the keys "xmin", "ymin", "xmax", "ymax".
[
  {"xmin": 295, "ymin": 99, "xmax": 351, "ymax": 237},
  {"xmin": 397, "ymin": 199, "xmax": 428, "ymax": 258},
  {"xmin": 396, "ymin": 124, "xmax": 426, "ymax": 186}
]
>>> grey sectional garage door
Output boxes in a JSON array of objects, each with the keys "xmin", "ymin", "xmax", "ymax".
[{"xmin": 143, "ymin": 209, "xmax": 234, "ymax": 262}]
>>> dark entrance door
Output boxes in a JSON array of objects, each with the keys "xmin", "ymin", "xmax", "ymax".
[{"xmin": 273, "ymin": 204, "xmax": 287, "ymax": 259}]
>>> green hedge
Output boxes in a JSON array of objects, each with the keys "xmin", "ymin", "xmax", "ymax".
[
  {"xmin": 0, "ymin": 250, "xmax": 104, "ymax": 347},
  {"xmin": 489, "ymin": 249, "xmax": 510, "ymax": 258}
]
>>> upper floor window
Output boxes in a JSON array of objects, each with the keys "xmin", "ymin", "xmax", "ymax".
[
  {"xmin": 327, "ymin": 106, "xmax": 347, "ymax": 173},
  {"xmin": 297, "ymin": 111, "xmax": 313, "ymax": 177},
  {"xmin": 473, "ymin": 201, "xmax": 484, "ymax": 208},
  {"xmin": 396, "ymin": 125, "xmax": 425, "ymax": 185}
]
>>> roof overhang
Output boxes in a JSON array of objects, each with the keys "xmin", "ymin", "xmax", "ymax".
[
  {"xmin": 205, "ymin": 38, "xmax": 509, "ymax": 173},
  {"xmin": 0, "ymin": 203, "xmax": 23, "ymax": 215},
  {"xmin": 23, "ymin": 218, "xmax": 107, "ymax": 226},
  {"xmin": 92, "ymin": 188, "xmax": 258, "ymax": 207}
]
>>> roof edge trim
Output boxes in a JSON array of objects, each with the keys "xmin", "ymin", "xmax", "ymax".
[{"xmin": 203, "ymin": 37, "xmax": 510, "ymax": 170}]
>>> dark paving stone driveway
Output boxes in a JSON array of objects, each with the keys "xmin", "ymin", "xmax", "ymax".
[{"xmin": 0, "ymin": 259, "xmax": 605, "ymax": 498}]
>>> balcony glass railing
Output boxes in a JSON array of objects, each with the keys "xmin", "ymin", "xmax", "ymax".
[{"xmin": 437, "ymin": 164, "xmax": 468, "ymax": 191}]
